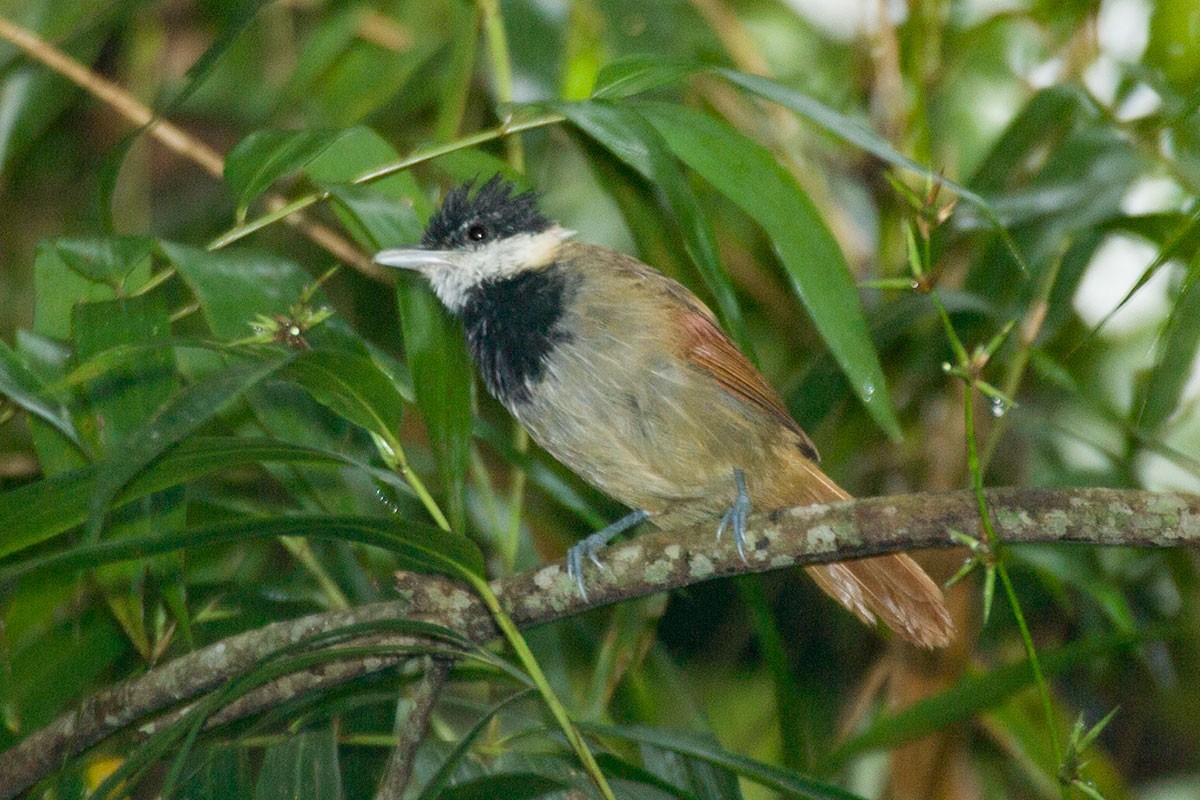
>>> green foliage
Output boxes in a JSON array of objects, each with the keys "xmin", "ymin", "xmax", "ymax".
[{"xmin": 1, "ymin": 1, "xmax": 1199, "ymax": 799}]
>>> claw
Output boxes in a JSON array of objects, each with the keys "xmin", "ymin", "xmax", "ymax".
[
  {"xmin": 716, "ymin": 468, "xmax": 751, "ymax": 563},
  {"xmin": 565, "ymin": 509, "xmax": 650, "ymax": 600}
]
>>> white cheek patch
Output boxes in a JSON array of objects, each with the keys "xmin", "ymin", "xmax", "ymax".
[{"xmin": 426, "ymin": 227, "xmax": 573, "ymax": 311}]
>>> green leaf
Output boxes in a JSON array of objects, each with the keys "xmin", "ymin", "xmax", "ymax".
[
  {"xmin": 549, "ymin": 99, "xmax": 751, "ymax": 352},
  {"xmin": 1, "ymin": 514, "xmax": 485, "ymax": 586},
  {"xmin": 3, "ymin": 609, "xmax": 126, "ymax": 738},
  {"xmin": 53, "ymin": 236, "xmax": 157, "ymax": 288},
  {"xmin": 627, "ymin": 745, "xmax": 737, "ymax": 800},
  {"xmin": 0, "ymin": 436, "xmax": 403, "ymax": 560},
  {"xmin": 641, "ymin": 103, "xmax": 901, "ymax": 438},
  {"xmin": 282, "ymin": 349, "xmax": 405, "ymax": 441},
  {"xmin": 15, "ymin": 331, "xmax": 88, "ymax": 475},
  {"xmin": 0, "ymin": 339, "xmax": 85, "ymax": 452},
  {"xmin": 823, "ymin": 628, "xmax": 1162, "ymax": 771},
  {"xmin": 715, "ymin": 69, "xmax": 987, "ymax": 212},
  {"xmin": 438, "ymin": 774, "xmax": 565, "ymax": 800},
  {"xmin": 592, "ymin": 56, "xmax": 697, "ymax": 99},
  {"xmin": 173, "ymin": 747, "xmax": 252, "ymax": 800},
  {"xmin": 968, "ymin": 86, "xmax": 1093, "ymax": 195},
  {"xmin": 1138, "ymin": 250, "xmax": 1200, "ymax": 431},
  {"xmin": 152, "ymin": 0, "xmax": 272, "ymax": 116},
  {"xmin": 396, "ymin": 278, "xmax": 474, "ymax": 532},
  {"xmin": 306, "ymin": 136, "xmax": 474, "ymax": 533},
  {"xmin": 415, "ymin": 690, "xmax": 535, "ymax": 800},
  {"xmin": 162, "ymin": 242, "xmax": 367, "ymax": 355},
  {"xmin": 72, "ymin": 293, "xmax": 178, "ymax": 452},
  {"xmin": 225, "ymin": 129, "xmax": 347, "ymax": 220},
  {"xmin": 428, "ymin": 148, "xmax": 525, "ymax": 188},
  {"xmin": 323, "ymin": 182, "xmax": 425, "ymax": 248},
  {"xmin": 34, "ymin": 239, "xmax": 149, "ymax": 340},
  {"xmin": 85, "ymin": 354, "xmax": 294, "ymax": 539},
  {"xmin": 303, "ymin": 126, "xmax": 422, "ymax": 198},
  {"xmin": 788, "ymin": 290, "xmax": 995, "ymax": 430},
  {"xmin": 584, "ymin": 723, "xmax": 866, "ymax": 800},
  {"xmin": 254, "ymin": 726, "xmax": 343, "ymax": 800}
]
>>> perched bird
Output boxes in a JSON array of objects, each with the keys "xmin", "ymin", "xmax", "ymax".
[{"xmin": 375, "ymin": 176, "xmax": 954, "ymax": 648}]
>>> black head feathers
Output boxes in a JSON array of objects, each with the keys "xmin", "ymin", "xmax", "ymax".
[{"xmin": 421, "ymin": 175, "xmax": 553, "ymax": 249}]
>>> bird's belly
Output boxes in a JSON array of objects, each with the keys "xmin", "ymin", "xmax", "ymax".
[{"xmin": 508, "ymin": 343, "xmax": 774, "ymax": 519}]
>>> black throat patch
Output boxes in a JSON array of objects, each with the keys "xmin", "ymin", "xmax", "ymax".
[{"xmin": 460, "ymin": 263, "xmax": 575, "ymax": 406}]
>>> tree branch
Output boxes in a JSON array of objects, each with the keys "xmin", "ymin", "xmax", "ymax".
[{"xmin": 3, "ymin": 487, "xmax": 1198, "ymax": 796}]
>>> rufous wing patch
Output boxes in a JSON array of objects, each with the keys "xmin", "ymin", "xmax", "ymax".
[{"xmin": 675, "ymin": 305, "xmax": 818, "ymax": 453}]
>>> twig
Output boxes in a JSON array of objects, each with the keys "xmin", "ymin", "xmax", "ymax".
[
  {"xmin": 0, "ymin": 15, "xmax": 376, "ymax": 277},
  {"xmin": 2, "ymin": 487, "xmax": 1198, "ymax": 797},
  {"xmin": 373, "ymin": 657, "xmax": 453, "ymax": 800}
]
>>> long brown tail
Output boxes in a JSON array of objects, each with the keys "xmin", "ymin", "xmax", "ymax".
[
  {"xmin": 785, "ymin": 457, "xmax": 956, "ymax": 649},
  {"xmin": 806, "ymin": 557, "xmax": 955, "ymax": 648}
]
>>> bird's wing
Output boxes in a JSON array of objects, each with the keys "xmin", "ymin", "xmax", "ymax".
[{"xmin": 671, "ymin": 296, "xmax": 820, "ymax": 461}]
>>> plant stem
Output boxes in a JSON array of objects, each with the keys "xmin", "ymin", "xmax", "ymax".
[
  {"xmin": 476, "ymin": 0, "xmax": 525, "ymax": 172},
  {"xmin": 207, "ymin": 114, "xmax": 562, "ymax": 252},
  {"xmin": 979, "ymin": 244, "xmax": 1067, "ymax": 472},
  {"xmin": 964, "ymin": 380, "xmax": 1063, "ymax": 770},
  {"xmin": 467, "ymin": 575, "xmax": 618, "ymax": 800}
]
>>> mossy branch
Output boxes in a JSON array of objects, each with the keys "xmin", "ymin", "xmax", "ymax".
[{"xmin": 2, "ymin": 487, "xmax": 1198, "ymax": 797}]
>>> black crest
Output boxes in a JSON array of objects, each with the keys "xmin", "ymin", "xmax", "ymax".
[{"xmin": 422, "ymin": 175, "xmax": 552, "ymax": 249}]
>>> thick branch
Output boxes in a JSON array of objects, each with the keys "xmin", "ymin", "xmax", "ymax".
[{"xmin": 3, "ymin": 488, "xmax": 1198, "ymax": 796}]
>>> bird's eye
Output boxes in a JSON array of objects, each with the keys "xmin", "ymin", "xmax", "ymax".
[{"xmin": 466, "ymin": 223, "xmax": 489, "ymax": 242}]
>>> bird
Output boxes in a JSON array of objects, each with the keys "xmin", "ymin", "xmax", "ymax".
[{"xmin": 374, "ymin": 175, "xmax": 954, "ymax": 648}]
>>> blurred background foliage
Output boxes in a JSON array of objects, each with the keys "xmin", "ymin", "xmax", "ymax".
[{"xmin": 0, "ymin": 0, "xmax": 1199, "ymax": 798}]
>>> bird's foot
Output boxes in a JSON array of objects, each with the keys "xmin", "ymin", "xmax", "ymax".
[
  {"xmin": 566, "ymin": 509, "xmax": 650, "ymax": 600},
  {"xmin": 716, "ymin": 468, "xmax": 751, "ymax": 563}
]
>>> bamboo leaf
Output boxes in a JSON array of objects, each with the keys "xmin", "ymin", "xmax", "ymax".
[
  {"xmin": 549, "ymin": 99, "xmax": 751, "ymax": 353},
  {"xmin": 85, "ymin": 354, "xmax": 294, "ymax": 539},
  {"xmin": 0, "ymin": 339, "xmax": 85, "ymax": 452},
  {"xmin": 823, "ymin": 629, "xmax": 1162, "ymax": 771},
  {"xmin": 641, "ymin": 103, "xmax": 901, "ymax": 438},
  {"xmin": 584, "ymin": 723, "xmax": 866, "ymax": 800}
]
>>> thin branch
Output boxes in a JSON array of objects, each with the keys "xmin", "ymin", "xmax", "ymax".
[
  {"xmin": 373, "ymin": 657, "xmax": 453, "ymax": 800},
  {"xmin": 2, "ymin": 487, "xmax": 1198, "ymax": 797},
  {"xmin": 0, "ymin": 15, "xmax": 378, "ymax": 277}
]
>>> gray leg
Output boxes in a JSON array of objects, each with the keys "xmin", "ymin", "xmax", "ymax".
[
  {"xmin": 716, "ymin": 468, "xmax": 751, "ymax": 562},
  {"xmin": 566, "ymin": 509, "xmax": 650, "ymax": 600}
]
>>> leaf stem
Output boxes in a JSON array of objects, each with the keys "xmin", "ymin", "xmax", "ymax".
[
  {"xmin": 206, "ymin": 114, "xmax": 562, "ymax": 252},
  {"xmin": 475, "ymin": 0, "xmax": 525, "ymax": 172},
  {"xmin": 962, "ymin": 332, "xmax": 1064, "ymax": 773},
  {"xmin": 979, "ymin": 243, "xmax": 1068, "ymax": 471},
  {"xmin": 466, "ymin": 575, "xmax": 618, "ymax": 800}
]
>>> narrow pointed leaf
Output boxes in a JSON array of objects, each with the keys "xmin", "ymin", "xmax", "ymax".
[
  {"xmin": 1139, "ymin": 250, "xmax": 1200, "ymax": 431},
  {"xmin": 592, "ymin": 56, "xmax": 698, "ymax": 99},
  {"xmin": 307, "ymin": 134, "xmax": 473, "ymax": 533},
  {"xmin": 716, "ymin": 69, "xmax": 986, "ymax": 211},
  {"xmin": 282, "ymin": 349, "xmax": 405, "ymax": 441},
  {"xmin": 0, "ymin": 339, "xmax": 84, "ymax": 450},
  {"xmin": 225, "ymin": 129, "xmax": 347, "ymax": 219},
  {"xmin": 254, "ymin": 726, "xmax": 343, "ymax": 800},
  {"xmin": 415, "ymin": 690, "xmax": 535, "ymax": 800},
  {"xmin": 1, "ymin": 514, "xmax": 484, "ymax": 585},
  {"xmin": 549, "ymin": 100, "xmax": 751, "ymax": 352},
  {"xmin": 641, "ymin": 103, "xmax": 900, "ymax": 438},
  {"xmin": 823, "ymin": 628, "xmax": 1161, "ymax": 770},
  {"xmin": 583, "ymin": 723, "xmax": 866, "ymax": 800},
  {"xmin": 0, "ymin": 436, "xmax": 408, "ymax": 560},
  {"xmin": 85, "ymin": 354, "xmax": 294, "ymax": 538}
]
